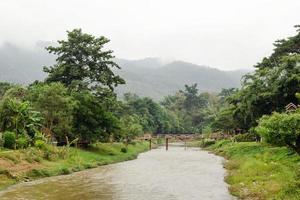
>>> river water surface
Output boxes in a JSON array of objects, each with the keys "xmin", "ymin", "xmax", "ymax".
[{"xmin": 0, "ymin": 144, "xmax": 234, "ymax": 200}]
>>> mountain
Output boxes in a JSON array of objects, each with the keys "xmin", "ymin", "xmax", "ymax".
[
  {"xmin": 0, "ymin": 43, "xmax": 250, "ymax": 100},
  {"xmin": 115, "ymin": 59, "xmax": 250, "ymax": 99},
  {"xmin": 0, "ymin": 43, "xmax": 54, "ymax": 84}
]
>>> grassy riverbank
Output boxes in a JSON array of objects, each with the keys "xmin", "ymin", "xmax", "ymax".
[
  {"xmin": 0, "ymin": 141, "xmax": 149, "ymax": 190},
  {"xmin": 205, "ymin": 140, "xmax": 300, "ymax": 200}
]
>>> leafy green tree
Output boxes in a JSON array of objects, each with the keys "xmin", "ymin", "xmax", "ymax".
[
  {"xmin": 161, "ymin": 84, "xmax": 213, "ymax": 133},
  {"xmin": 72, "ymin": 90, "xmax": 121, "ymax": 143},
  {"xmin": 122, "ymin": 93, "xmax": 176, "ymax": 134},
  {"xmin": 27, "ymin": 83, "xmax": 75, "ymax": 141},
  {"xmin": 120, "ymin": 115, "xmax": 143, "ymax": 144},
  {"xmin": 41, "ymin": 29, "xmax": 125, "ymax": 143},
  {"xmin": 211, "ymin": 106, "xmax": 237, "ymax": 133},
  {"xmin": 161, "ymin": 92, "xmax": 186, "ymax": 133},
  {"xmin": 218, "ymin": 88, "xmax": 238, "ymax": 105},
  {"xmin": 43, "ymin": 29, "xmax": 125, "ymax": 92},
  {"xmin": 225, "ymin": 26, "xmax": 300, "ymax": 131},
  {"xmin": 182, "ymin": 84, "xmax": 207, "ymax": 112}
]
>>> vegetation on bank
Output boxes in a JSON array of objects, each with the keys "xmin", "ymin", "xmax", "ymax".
[
  {"xmin": 205, "ymin": 141, "xmax": 300, "ymax": 200},
  {"xmin": 0, "ymin": 141, "xmax": 149, "ymax": 190}
]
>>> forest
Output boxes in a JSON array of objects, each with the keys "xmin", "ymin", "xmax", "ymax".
[{"xmin": 1, "ymin": 26, "xmax": 300, "ymax": 154}]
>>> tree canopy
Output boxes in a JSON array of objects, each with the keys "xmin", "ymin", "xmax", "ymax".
[{"xmin": 44, "ymin": 29, "xmax": 125, "ymax": 92}]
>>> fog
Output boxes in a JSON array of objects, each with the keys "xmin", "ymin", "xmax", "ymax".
[{"xmin": 1, "ymin": 0, "xmax": 300, "ymax": 70}]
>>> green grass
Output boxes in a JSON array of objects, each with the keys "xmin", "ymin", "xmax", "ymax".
[
  {"xmin": 0, "ymin": 141, "xmax": 149, "ymax": 190},
  {"xmin": 206, "ymin": 141, "xmax": 300, "ymax": 200}
]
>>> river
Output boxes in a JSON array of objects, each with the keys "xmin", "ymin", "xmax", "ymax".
[{"xmin": 0, "ymin": 144, "xmax": 234, "ymax": 200}]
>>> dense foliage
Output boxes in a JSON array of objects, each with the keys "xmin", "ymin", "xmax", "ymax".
[
  {"xmin": 27, "ymin": 82, "xmax": 75, "ymax": 142},
  {"xmin": 161, "ymin": 84, "xmax": 224, "ymax": 134},
  {"xmin": 205, "ymin": 26, "xmax": 300, "ymax": 133},
  {"xmin": 205, "ymin": 26, "xmax": 300, "ymax": 154},
  {"xmin": 0, "ymin": 29, "xmax": 197, "ymax": 149},
  {"xmin": 0, "ymin": 29, "xmax": 130, "ymax": 148},
  {"xmin": 256, "ymin": 111, "xmax": 300, "ymax": 153},
  {"xmin": 1, "ymin": 26, "xmax": 300, "ymax": 156},
  {"xmin": 122, "ymin": 93, "xmax": 176, "ymax": 134},
  {"xmin": 222, "ymin": 27, "xmax": 300, "ymax": 131},
  {"xmin": 43, "ymin": 29, "xmax": 125, "ymax": 92}
]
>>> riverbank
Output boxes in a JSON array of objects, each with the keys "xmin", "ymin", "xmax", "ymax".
[
  {"xmin": 0, "ymin": 141, "xmax": 149, "ymax": 190},
  {"xmin": 205, "ymin": 140, "xmax": 300, "ymax": 200}
]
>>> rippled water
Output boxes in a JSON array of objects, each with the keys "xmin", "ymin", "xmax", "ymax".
[{"xmin": 0, "ymin": 144, "xmax": 234, "ymax": 200}]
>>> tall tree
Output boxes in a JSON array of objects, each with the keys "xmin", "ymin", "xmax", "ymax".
[
  {"xmin": 226, "ymin": 26, "xmax": 300, "ymax": 131},
  {"xmin": 43, "ymin": 29, "xmax": 125, "ymax": 92}
]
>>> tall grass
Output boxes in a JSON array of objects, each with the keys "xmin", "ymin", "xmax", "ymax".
[{"xmin": 207, "ymin": 141, "xmax": 300, "ymax": 200}]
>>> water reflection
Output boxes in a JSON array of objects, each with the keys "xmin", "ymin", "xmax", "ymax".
[{"xmin": 0, "ymin": 144, "xmax": 234, "ymax": 200}]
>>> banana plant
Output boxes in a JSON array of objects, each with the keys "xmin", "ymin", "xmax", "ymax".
[{"xmin": 0, "ymin": 98, "xmax": 43, "ymax": 136}]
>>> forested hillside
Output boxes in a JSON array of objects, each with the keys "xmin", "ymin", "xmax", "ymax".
[
  {"xmin": 116, "ymin": 58, "xmax": 248, "ymax": 99},
  {"xmin": 0, "ymin": 44, "xmax": 248, "ymax": 99}
]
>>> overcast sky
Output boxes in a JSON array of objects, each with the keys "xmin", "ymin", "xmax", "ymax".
[{"xmin": 1, "ymin": 0, "xmax": 300, "ymax": 70}]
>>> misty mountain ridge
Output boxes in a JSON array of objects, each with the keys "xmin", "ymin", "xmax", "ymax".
[
  {"xmin": 0, "ymin": 43, "xmax": 250, "ymax": 100},
  {"xmin": 116, "ymin": 58, "xmax": 249, "ymax": 99}
]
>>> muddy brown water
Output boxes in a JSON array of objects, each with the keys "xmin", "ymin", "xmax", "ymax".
[{"xmin": 0, "ymin": 144, "xmax": 235, "ymax": 200}]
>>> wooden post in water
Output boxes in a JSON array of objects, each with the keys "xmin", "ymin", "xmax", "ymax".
[
  {"xmin": 166, "ymin": 138, "xmax": 169, "ymax": 151},
  {"xmin": 149, "ymin": 139, "xmax": 152, "ymax": 150}
]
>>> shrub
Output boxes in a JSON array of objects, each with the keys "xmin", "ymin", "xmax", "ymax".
[
  {"xmin": 121, "ymin": 147, "xmax": 128, "ymax": 153},
  {"xmin": 34, "ymin": 139, "xmax": 46, "ymax": 149},
  {"xmin": 3, "ymin": 131, "xmax": 16, "ymax": 149},
  {"xmin": 16, "ymin": 134, "xmax": 30, "ymax": 149},
  {"xmin": 256, "ymin": 111, "xmax": 300, "ymax": 154},
  {"xmin": 233, "ymin": 133, "xmax": 257, "ymax": 142}
]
